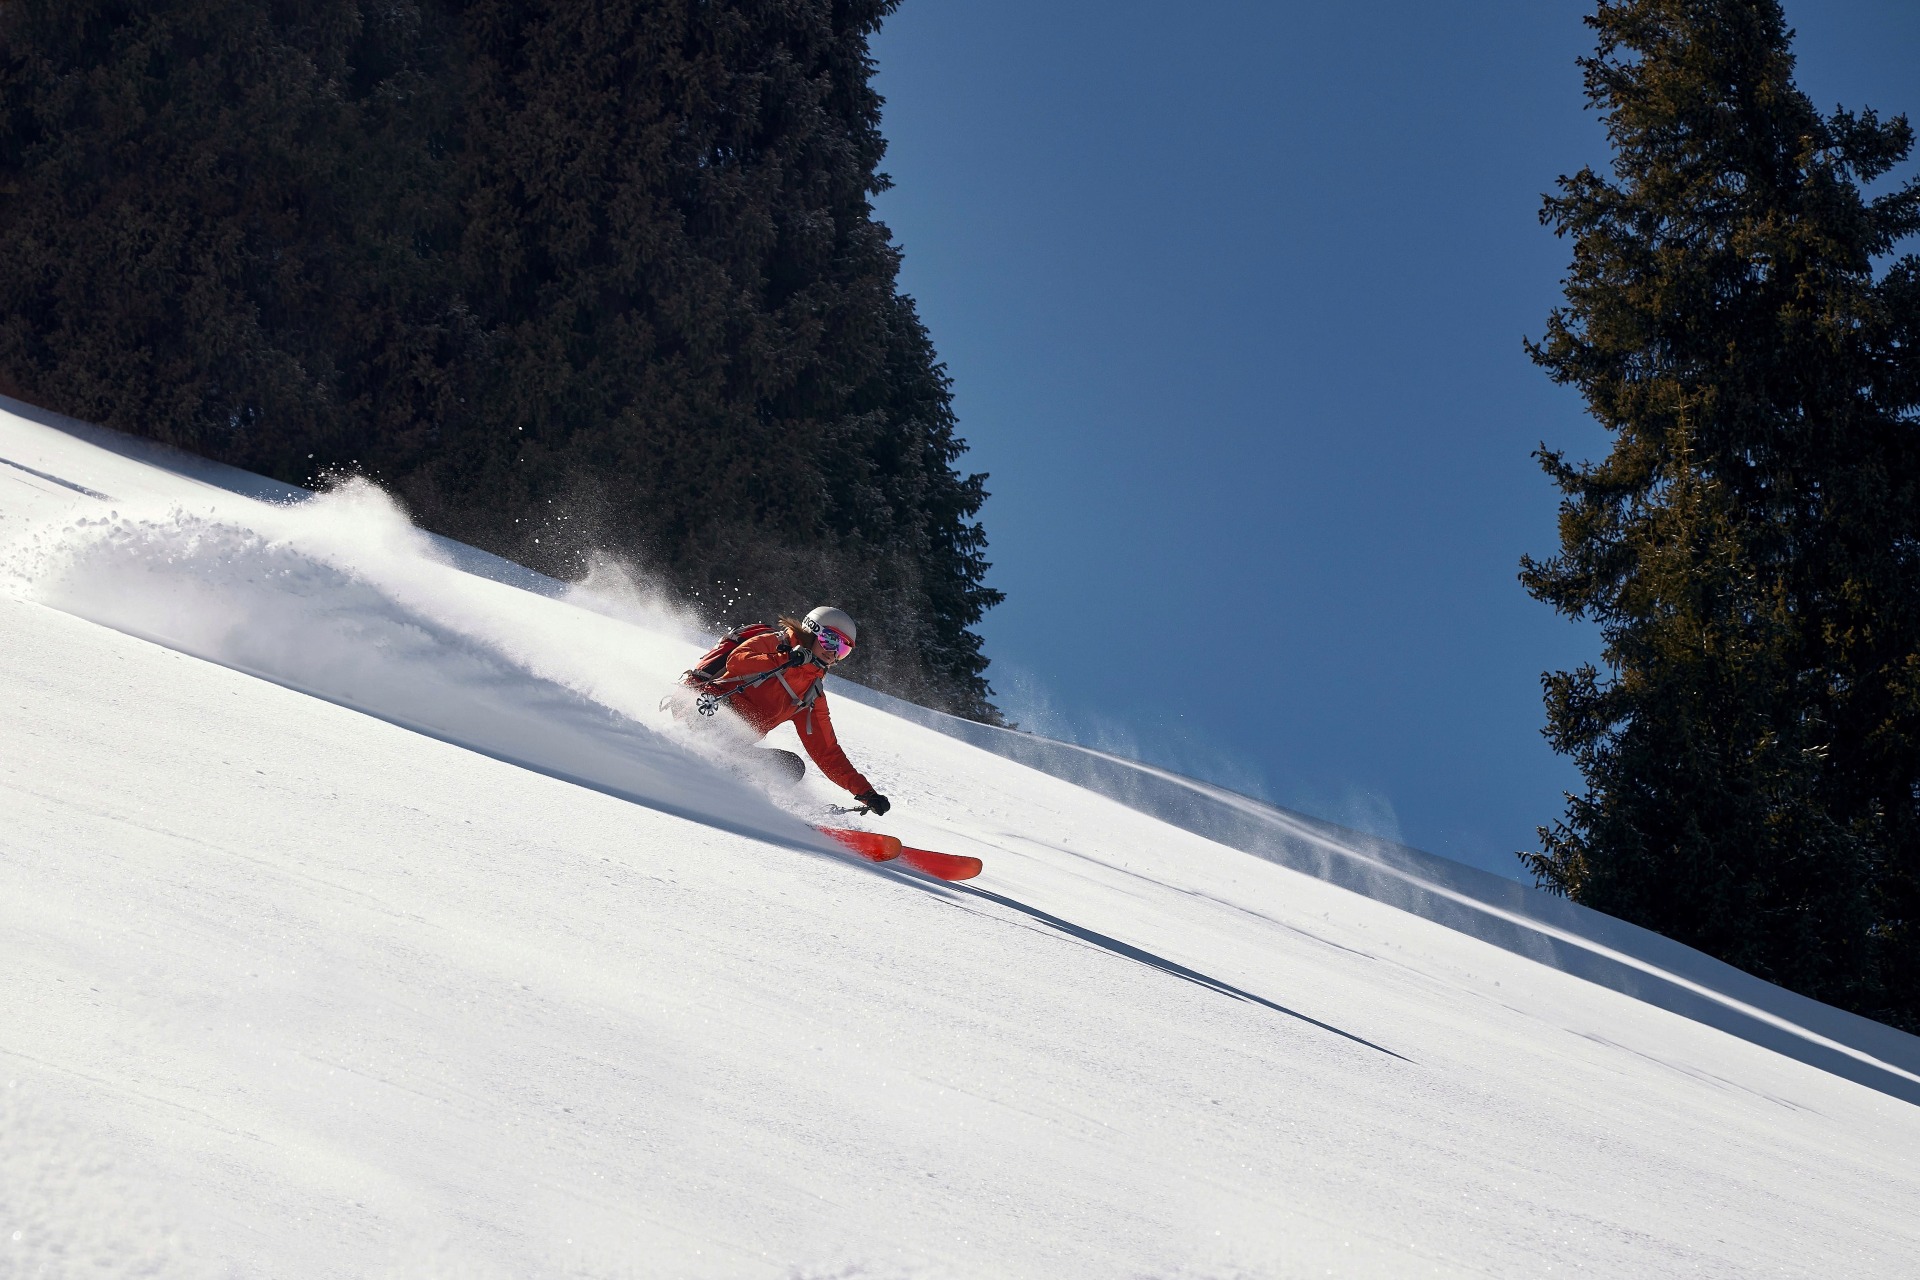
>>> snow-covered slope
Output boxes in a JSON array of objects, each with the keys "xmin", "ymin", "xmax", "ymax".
[{"xmin": 3, "ymin": 400, "xmax": 1917, "ymax": 1279}]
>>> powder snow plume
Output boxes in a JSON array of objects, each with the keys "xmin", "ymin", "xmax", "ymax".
[{"xmin": 4, "ymin": 479, "xmax": 818, "ymax": 849}]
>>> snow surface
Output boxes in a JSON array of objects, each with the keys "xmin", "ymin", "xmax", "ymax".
[{"xmin": 2, "ymin": 400, "xmax": 1918, "ymax": 1278}]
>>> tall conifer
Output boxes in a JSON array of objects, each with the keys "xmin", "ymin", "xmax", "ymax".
[
  {"xmin": 0, "ymin": 0, "xmax": 469, "ymax": 476},
  {"xmin": 434, "ymin": 0, "xmax": 1000, "ymax": 715},
  {"xmin": 1525, "ymin": 0, "xmax": 1920, "ymax": 1028},
  {"xmin": 0, "ymin": 1, "xmax": 1001, "ymax": 717}
]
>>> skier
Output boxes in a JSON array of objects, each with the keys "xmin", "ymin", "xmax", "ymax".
[{"xmin": 671, "ymin": 606, "xmax": 891, "ymax": 816}]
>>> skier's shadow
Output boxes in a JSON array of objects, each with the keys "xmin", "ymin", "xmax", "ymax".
[{"xmin": 927, "ymin": 878, "xmax": 1409, "ymax": 1062}]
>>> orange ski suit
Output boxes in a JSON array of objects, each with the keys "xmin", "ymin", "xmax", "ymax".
[{"xmin": 705, "ymin": 625, "xmax": 875, "ymax": 796}]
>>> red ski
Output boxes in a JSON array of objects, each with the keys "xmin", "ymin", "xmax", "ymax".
[
  {"xmin": 899, "ymin": 846, "xmax": 984, "ymax": 882},
  {"xmin": 814, "ymin": 827, "xmax": 983, "ymax": 880},
  {"xmin": 816, "ymin": 826, "xmax": 901, "ymax": 863}
]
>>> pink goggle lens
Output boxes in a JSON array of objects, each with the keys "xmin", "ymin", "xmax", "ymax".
[{"xmin": 817, "ymin": 625, "xmax": 855, "ymax": 659}]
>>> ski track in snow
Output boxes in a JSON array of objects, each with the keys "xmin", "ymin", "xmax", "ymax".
[{"xmin": 2, "ymin": 399, "xmax": 1919, "ymax": 1278}]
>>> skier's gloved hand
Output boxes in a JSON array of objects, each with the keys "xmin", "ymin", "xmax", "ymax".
[
  {"xmin": 783, "ymin": 645, "xmax": 812, "ymax": 669},
  {"xmin": 854, "ymin": 791, "xmax": 890, "ymax": 816}
]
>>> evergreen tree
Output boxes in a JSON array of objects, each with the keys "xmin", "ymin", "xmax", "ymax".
[
  {"xmin": 0, "ymin": 0, "xmax": 471, "ymax": 478},
  {"xmin": 430, "ymin": 0, "xmax": 1000, "ymax": 716},
  {"xmin": 0, "ymin": 1, "xmax": 999, "ymax": 717},
  {"xmin": 1524, "ymin": 0, "xmax": 1920, "ymax": 1028}
]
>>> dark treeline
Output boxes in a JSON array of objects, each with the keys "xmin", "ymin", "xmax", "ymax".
[
  {"xmin": 0, "ymin": 0, "xmax": 1002, "ymax": 718},
  {"xmin": 1526, "ymin": 0, "xmax": 1920, "ymax": 1030}
]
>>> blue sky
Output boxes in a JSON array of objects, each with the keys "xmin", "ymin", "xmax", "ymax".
[{"xmin": 867, "ymin": 1, "xmax": 1920, "ymax": 878}]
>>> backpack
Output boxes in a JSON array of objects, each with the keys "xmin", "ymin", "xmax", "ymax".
[
  {"xmin": 682, "ymin": 622, "xmax": 785, "ymax": 688},
  {"xmin": 677, "ymin": 621, "xmax": 826, "ymax": 724}
]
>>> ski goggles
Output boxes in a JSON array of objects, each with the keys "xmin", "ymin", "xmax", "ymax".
[{"xmin": 814, "ymin": 625, "xmax": 855, "ymax": 660}]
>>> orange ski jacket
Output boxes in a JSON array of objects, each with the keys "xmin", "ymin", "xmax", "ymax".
[{"xmin": 703, "ymin": 625, "xmax": 874, "ymax": 796}]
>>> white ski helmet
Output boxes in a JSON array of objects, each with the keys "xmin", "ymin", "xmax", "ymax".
[{"xmin": 803, "ymin": 605, "xmax": 857, "ymax": 647}]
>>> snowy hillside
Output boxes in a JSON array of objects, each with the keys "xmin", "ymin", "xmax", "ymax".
[{"xmin": 3, "ymin": 398, "xmax": 1918, "ymax": 1279}]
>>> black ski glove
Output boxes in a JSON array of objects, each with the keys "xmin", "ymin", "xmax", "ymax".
[{"xmin": 854, "ymin": 791, "xmax": 890, "ymax": 816}]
